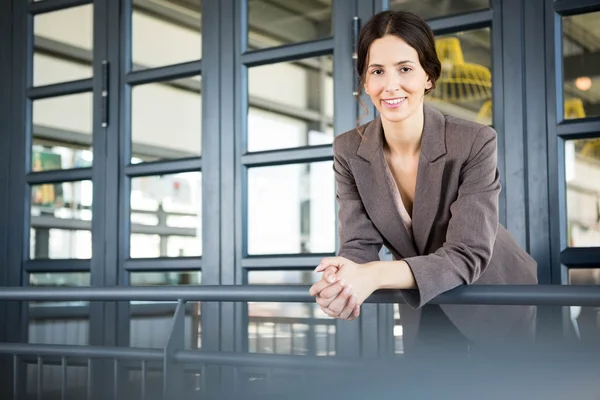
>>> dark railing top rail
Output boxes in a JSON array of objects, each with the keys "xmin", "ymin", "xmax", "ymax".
[
  {"xmin": 0, "ymin": 343, "xmax": 164, "ymax": 361},
  {"xmin": 1, "ymin": 284, "xmax": 600, "ymax": 305}
]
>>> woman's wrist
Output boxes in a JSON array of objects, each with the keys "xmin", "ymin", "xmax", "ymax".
[{"xmin": 367, "ymin": 260, "xmax": 416, "ymax": 290}]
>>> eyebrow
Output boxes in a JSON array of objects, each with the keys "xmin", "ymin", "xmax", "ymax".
[{"xmin": 368, "ymin": 60, "xmax": 416, "ymax": 68}]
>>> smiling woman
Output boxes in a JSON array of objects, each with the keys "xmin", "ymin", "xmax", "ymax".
[{"xmin": 309, "ymin": 10, "xmax": 538, "ymax": 356}]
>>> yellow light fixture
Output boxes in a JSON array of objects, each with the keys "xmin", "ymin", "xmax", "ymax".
[{"xmin": 430, "ymin": 37, "xmax": 492, "ymax": 103}]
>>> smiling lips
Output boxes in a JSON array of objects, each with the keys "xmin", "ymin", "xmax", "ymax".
[{"xmin": 382, "ymin": 97, "xmax": 407, "ymax": 108}]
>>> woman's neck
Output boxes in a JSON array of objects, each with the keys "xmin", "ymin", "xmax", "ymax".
[{"xmin": 381, "ymin": 105, "xmax": 424, "ymax": 157}]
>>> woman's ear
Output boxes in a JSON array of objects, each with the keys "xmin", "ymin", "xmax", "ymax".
[{"xmin": 425, "ymin": 78, "xmax": 433, "ymax": 90}]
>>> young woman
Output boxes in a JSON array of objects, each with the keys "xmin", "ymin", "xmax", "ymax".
[{"xmin": 309, "ymin": 10, "xmax": 537, "ymax": 353}]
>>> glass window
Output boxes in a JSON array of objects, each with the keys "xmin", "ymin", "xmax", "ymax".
[
  {"xmin": 428, "ymin": 29, "xmax": 492, "ymax": 125},
  {"xmin": 28, "ymin": 273, "xmax": 91, "ymax": 346},
  {"xmin": 132, "ymin": 1, "xmax": 201, "ymax": 70},
  {"xmin": 30, "ymin": 180, "xmax": 93, "ymax": 259},
  {"xmin": 131, "ymin": 77, "xmax": 202, "ymax": 162},
  {"xmin": 130, "ymin": 172, "xmax": 202, "ymax": 258},
  {"xmin": 129, "ymin": 272, "xmax": 201, "ymax": 349},
  {"xmin": 389, "ymin": 0, "xmax": 489, "ymax": 20},
  {"xmin": 565, "ymin": 139, "xmax": 600, "ymax": 247},
  {"xmin": 562, "ymin": 11, "xmax": 600, "ymax": 120},
  {"xmin": 247, "ymin": 162, "xmax": 335, "ymax": 255},
  {"xmin": 247, "ymin": 0, "xmax": 332, "ymax": 50},
  {"xmin": 33, "ymin": 4, "xmax": 94, "ymax": 86},
  {"xmin": 568, "ymin": 269, "xmax": 600, "ymax": 347},
  {"xmin": 32, "ymin": 93, "xmax": 93, "ymax": 170},
  {"xmin": 247, "ymin": 270, "xmax": 334, "ymax": 356},
  {"xmin": 247, "ymin": 56, "xmax": 333, "ymax": 152}
]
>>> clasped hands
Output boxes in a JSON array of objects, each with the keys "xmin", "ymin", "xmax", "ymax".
[{"xmin": 308, "ymin": 257, "xmax": 378, "ymax": 320}]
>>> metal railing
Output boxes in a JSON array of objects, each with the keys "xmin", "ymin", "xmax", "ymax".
[{"xmin": 2, "ymin": 284, "xmax": 600, "ymax": 399}]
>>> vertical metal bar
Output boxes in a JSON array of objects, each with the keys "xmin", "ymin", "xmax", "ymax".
[
  {"xmin": 163, "ymin": 300, "xmax": 186, "ymax": 398},
  {"xmin": 290, "ymin": 324, "xmax": 295, "ymax": 354},
  {"xmin": 12, "ymin": 355, "xmax": 18, "ymax": 400},
  {"xmin": 61, "ymin": 357, "xmax": 67, "ymax": 400},
  {"xmin": 87, "ymin": 359, "xmax": 92, "ymax": 400},
  {"xmin": 140, "ymin": 360, "xmax": 147, "ymax": 400},
  {"xmin": 272, "ymin": 324, "xmax": 277, "ymax": 353},
  {"xmin": 37, "ymin": 356, "xmax": 42, "ymax": 400},
  {"xmin": 113, "ymin": 359, "xmax": 119, "ymax": 400}
]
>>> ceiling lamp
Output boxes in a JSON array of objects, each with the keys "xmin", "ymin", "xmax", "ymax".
[
  {"xmin": 430, "ymin": 37, "xmax": 492, "ymax": 103},
  {"xmin": 575, "ymin": 76, "xmax": 592, "ymax": 91}
]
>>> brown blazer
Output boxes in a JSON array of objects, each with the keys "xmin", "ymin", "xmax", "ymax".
[{"xmin": 333, "ymin": 103, "xmax": 538, "ymax": 348}]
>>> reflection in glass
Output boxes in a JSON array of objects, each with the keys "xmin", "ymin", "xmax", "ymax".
[
  {"xmin": 28, "ymin": 273, "xmax": 91, "ymax": 345},
  {"xmin": 33, "ymin": 4, "xmax": 93, "ymax": 86},
  {"xmin": 247, "ymin": 162, "xmax": 335, "ymax": 255},
  {"xmin": 248, "ymin": 271, "xmax": 334, "ymax": 356},
  {"xmin": 129, "ymin": 272, "xmax": 201, "ymax": 349},
  {"xmin": 30, "ymin": 180, "xmax": 93, "ymax": 259},
  {"xmin": 389, "ymin": 0, "xmax": 489, "ymax": 20},
  {"xmin": 130, "ymin": 172, "xmax": 202, "ymax": 258},
  {"xmin": 132, "ymin": 2, "xmax": 201, "ymax": 70},
  {"xmin": 568, "ymin": 269, "xmax": 600, "ymax": 348},
  {"xmin": 248, "ymin": 56, "xmax": 333, "ymax": 152},
  {"xmin": 247, "ymin": 0, "xmax": 331, "ymax": 50},
  {"xmin": 427, "ymin": 29, "xmax": 492, "ymax": 125},
  {"xmin": 562, "ymin": 12, "xmax": 600, "ymax": 119},
  {"xmin": 32, "ymin": 93, "xmax": 93, "ymax": 170},
  {"xmin": 131, "ymin": 77, "xmax": 202, "ymax": 162},
  {"xmin": 565, "ymin": 139, "xmax": 600, "ymax": 247}
]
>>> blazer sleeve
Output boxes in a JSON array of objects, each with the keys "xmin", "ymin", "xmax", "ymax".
[
  {"xmin": 402, "ymin": 126, "xmax": 500, "ymax": 308},
  {"xmin": 333, "ymin": 137, "xmax": 384, "ymax": 264}
]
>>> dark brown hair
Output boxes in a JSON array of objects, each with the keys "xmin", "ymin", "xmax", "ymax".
[{"xmin": 356, "ymin": 10, "xmax": 442, "ymax": 99}]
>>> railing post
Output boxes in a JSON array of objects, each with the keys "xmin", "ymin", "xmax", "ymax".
[{"xmin": 163, "ymin": 300, "xmax": 186, "ymax": 399}]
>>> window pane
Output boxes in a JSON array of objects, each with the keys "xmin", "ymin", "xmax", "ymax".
[
  {"xmin": 131, "ymin": 77, "xmax": 202, "ymax": 162},
  {"xmin": 132, "ymin": 2, "xmax": 201, "ymax": 70},
  {"xmin": 130, "ymin": 272, "xmax": 201, "ymax": 349},
  {"xmin": 28, "ymin": 273, "xmax": 91, "ymax": 346},
  {"xmin": 33, "ymin": 4, "xmax": 93, "ymax": 86},
  {"xmin": 247, "ymin": 56, "xmax": 333, "ymax": 152},
  {"xmin": 247, "ymin": 270, "xmax": 335, "ymax": 356},
  {"xmin": 30, "ymin": 180, "xmax": 93, "ymax": 259},
  {"xmin": 428, "ymin": 29, "xmax": 492, "ymax": 125},
  {"xmin": 562, "ymin": 12, "xmax": 600, "ymax": 120},
  {"xmin": 130, "ymin": 172, "xmax": 202, "ymax": 258},
  {"xmin": 565, "ymin": 139, "xmax": 600, "ymax": 247},
  {"xmin": 389, "ymin": 0, "xmax": 489, "ymax": 20},
  {"xmin": 248, "ymin": 0, "xmax": 332, "ymax": 50},
  {"xmin": 32, "ymin": 93, "xmax": 93, "ymax": 170},
  {"xmin": 247, "ymin": 162, "xmax": 335, "ymax": 255}
]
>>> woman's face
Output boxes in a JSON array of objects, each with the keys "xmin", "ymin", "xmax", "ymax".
[{"xmin": 364, "ymin": 34, "xmax": 432, "ymax": 124}]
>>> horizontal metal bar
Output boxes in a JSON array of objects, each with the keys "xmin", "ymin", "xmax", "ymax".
[
  {"xmin": 29, "ymin": 0, "xmax": 92, "ymax": 14},
  {"xmin": 560, "ymin": 247, "xmax": 600, "ymax": 267},
  {"xmin": 249, "ymin": 96, "xmax": 332, "ymax": 124},
  {"xmin": 241, "ymin": 38, "xmax": 334, "ymax": 67},
  {"xmin": 1, "ymin": 284, "xmax": 600, "ymax": 306},
  {"xmin": 131, "ymin": 224, "xmax": 197, "ymax": 237},
  {"xmin": 25, "ymin": 259, "xmax": 90, "ymax": 273},
  {"xmin": 427, "ymin": 9, "xmax": 493, "ymax": 35},
  {"xmin": 554, "ymin": 0, "xmax": 600, "ymax": 15},
  {"xmin": 242, "ymin": 255, "xmax": 329, "ymax": 269},
  {"xmin": 28, "ymin": 79, "xmax": 93, "ymax": 99},
  {"xmin": 556, "ymin": 118, "xmax": 600, "ymax": 137},
  {"xmin": 125, "ymin": 158, "xmax": 202, "ymax": 177},
  {"xmin": 174, "ymin": 349, "xmax": 363, "ymax": 369},
  {"xmin": 125, "ymin": 257, "xmax": 202, "ymax": 271},
  {"xmin": 126, "ymin": 61, "xmax": 202, "ymax": 86},
  {"xmin": 26, "ymin": 168, "xmax": 93, "ymax": 184},
  {"xmin": 0, "ymin": 343, "xmax": 163, "ymax": 361},
  {"xmin": 31, "ymin": 215, "xmax": 91, "ymax": 231},
  {"xmin": 242, "ymin": 145, "xmax": 333, "ymax": 167}
]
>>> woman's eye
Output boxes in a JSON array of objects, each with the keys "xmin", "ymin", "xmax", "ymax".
[
  {"xmin": 372, "ymin": 69, "xmax": 383, "ymax": 75},
  {"xmin": 400, "ymin": 67, "xmax": 412, "ymax": 73}
]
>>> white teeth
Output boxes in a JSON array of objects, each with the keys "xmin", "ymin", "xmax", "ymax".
[{"xmin": 384, "ymin": 98, "xmax": 405, "ymax": 104}]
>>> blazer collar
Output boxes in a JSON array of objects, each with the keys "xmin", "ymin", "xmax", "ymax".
[{"xmin": 356, "ymin": 103, "xmax": 447, "ymax": 163}]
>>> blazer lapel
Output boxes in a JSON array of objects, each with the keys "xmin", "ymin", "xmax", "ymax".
[
  {"xmin": 411, "ymin": 103, "xmax": 447, "ymax": 254},
  {"xmin": 351, "ymin": 116, "xmax": 418, "ymax": 258}
]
